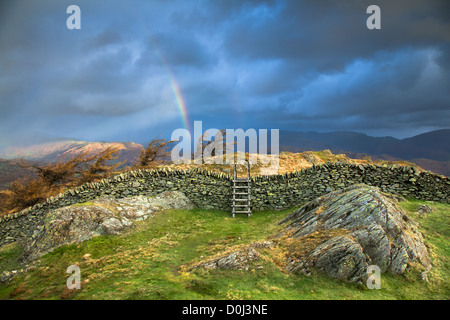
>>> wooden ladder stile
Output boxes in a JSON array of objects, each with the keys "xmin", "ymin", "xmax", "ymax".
[{"xmin": 232, "ymin": 161, "xmax": 252, "ymax": 218}]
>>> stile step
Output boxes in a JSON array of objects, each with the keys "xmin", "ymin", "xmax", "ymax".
[{"xmin": 232, "ymin": 161, "xmax": 252, "ymax": 218}]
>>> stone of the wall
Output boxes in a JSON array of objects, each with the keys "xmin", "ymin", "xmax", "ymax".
[
  {"xmin": 251, "ymin": 163, "xmax": 449, "ymax": 210},
  {"xmin": 0, "ymin": 164, "xmax": 448, "ymax": 247}
]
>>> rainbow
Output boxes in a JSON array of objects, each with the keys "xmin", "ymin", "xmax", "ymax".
[
  {"xmin": 136, "ymin": 18, "xmax": 191, "ymax": 133},
  {"xmin": 168, "ymin": 72, "xmax": 191, "ymax": 133},
  {"xmin": 149, "ymin": 36, "xmax": 191, "ymax": 133}
]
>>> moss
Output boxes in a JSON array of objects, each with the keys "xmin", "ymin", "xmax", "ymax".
[
  {"xmin": 273, "ymin": 228, "xmax": 351, "ymax": 263},
  {"xmin": 72, "ymin": 201, "xmax": 96, "ymax": 207}
]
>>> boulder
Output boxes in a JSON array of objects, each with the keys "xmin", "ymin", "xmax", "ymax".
[
  {"xmin": 20, "ymin": 191, "xmax": 194, "ymax": 262},
  {"xmin": 190, "ymin": 241, "xmax": 274, "ymax": 271},
  {"xmin": 417, "ymin": 204, "xmax": 433, "ymax": 217},
  {"xmin": 278, "ymin": 184, "xmax": 431, "ymax": 282}
]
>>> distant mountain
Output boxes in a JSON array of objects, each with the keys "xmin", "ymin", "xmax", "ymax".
[
  {"xmin": 0, "ymin": 140, "xmax": 144, "ymax": 165},
  {"xmin": 0, "ymin": 140, "xmax": 144, "ymax": 190},
  {"xmin": 402, "ymin": 130, "xmax": 450, "ymax": 154},
  {"xmin": 279, "ymin": 129, "xmax": 450, "ymax": 176}
]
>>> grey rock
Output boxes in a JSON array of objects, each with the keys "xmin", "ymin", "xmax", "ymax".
[
  {"xmin": 278, "ymin": 184, "xmax": 431, "ymax": 282},
  {"xmin": 20, "ymin": 191, "xmax": 195, "ymax": 262},
  {"xmin": 417, "ymin": 204, "xmax": 433, "ymax": 216},
  {"xmin": 191, "ymin": 242, "xmax": 272, "ymax": 271},
  {"xmin": 101, "ymin": 217, "xmax": 129, "ymax": 235},
  {"xmin": 307, "ymin": 236, "xmax": 368, "ymax": 282}
]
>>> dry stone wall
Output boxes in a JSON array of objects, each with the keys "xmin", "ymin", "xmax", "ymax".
[
  {"xmin": 252, "ymin": 163, "xmax": 449, "ymax": 210},
  {"xmin": 1, "ymin": 163, "xmax": 449, "ymax": 247}
]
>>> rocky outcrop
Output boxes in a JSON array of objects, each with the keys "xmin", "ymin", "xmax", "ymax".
[
  {"xmin": 417, "ymin": 204, "xmax": 433, "ymax": 217},
  {"xmin": 20, "ymin": 191, "xmax": 194, "ymax": 262},
  {"xmin": 277, "ymin": 184, "xmax": 431, "ymax": 282},
  {"xmin": 189, "ymin": 241, "xmax": 274, "ymax": 271},
  {"xmin": 187, "ymin": 184, "xmax": 431, "ymax": 283}
]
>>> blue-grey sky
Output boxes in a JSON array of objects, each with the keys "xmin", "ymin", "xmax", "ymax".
[{"xmin": 1, "ymin": 0, "xmax": 449, "ymax": 147}]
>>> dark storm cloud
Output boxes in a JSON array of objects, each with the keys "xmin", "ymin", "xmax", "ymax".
[
  {"xmin": 201, "ymin": 0, "xmax": 450, "ymax": 136},
  {"xmin": 0, "ymin": 0, "xmax": 449, "ymax": 148},
  {"xmin": 253, "ymin": 47, "xmax": 450, "ymax": 135},
  {"xmin": 221, "ymin": 0, "xmax": 450, "ymax": 68},
  {"xmin": 82, "ymin": 29, "xmax": 124, "ymax": 51},
  {"xmin": 137, "ymin": 31, "xmax": 216, "ymax": 69}
]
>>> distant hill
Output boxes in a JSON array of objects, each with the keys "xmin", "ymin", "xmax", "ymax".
[
  {"xmin": 0, "ymin": 140, "xmax": 144, "ymax": 165},
  {"xmin": 0, "ymin": 140, "xmax": 144, "ymax": 190},
  {"xmin": 279, "ymin": 129, "xmax": 450, "ymax": 176},
  {"xmin": 402, "ymin": 130, "xmax": 450, "ymax": 154}
]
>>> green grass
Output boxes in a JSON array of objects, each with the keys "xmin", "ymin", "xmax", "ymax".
[
  {"xmin": 312, "ymin": 150, "xmax": 338, "ymax": 163},
  {"xmin": 0, "ymin": 243, "xmax": 22, "ymax": 272},
  {"xmin": 0, "ymin": 200, "xmax": 448, "ymax": 300}
]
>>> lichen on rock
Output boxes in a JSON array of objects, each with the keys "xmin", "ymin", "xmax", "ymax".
[
  {"xmin": 186, "ymin": 184, "xmax": 431, "ymax": 284},
  {"xmin": 277, "ymin": 184, "xmax": 431, "ymax": 282},
  {"xmin": 20, "ymin": 191, "xmax": 194, "ymax": 262},
  {"xmin": 188, "ymin": 241, "xmax": 274, "ymax": 271}
]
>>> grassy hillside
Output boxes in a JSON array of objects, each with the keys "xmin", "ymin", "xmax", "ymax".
[{"xmin": 0, "ymin": 199, "xmax": 448, "ymax": 300}]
